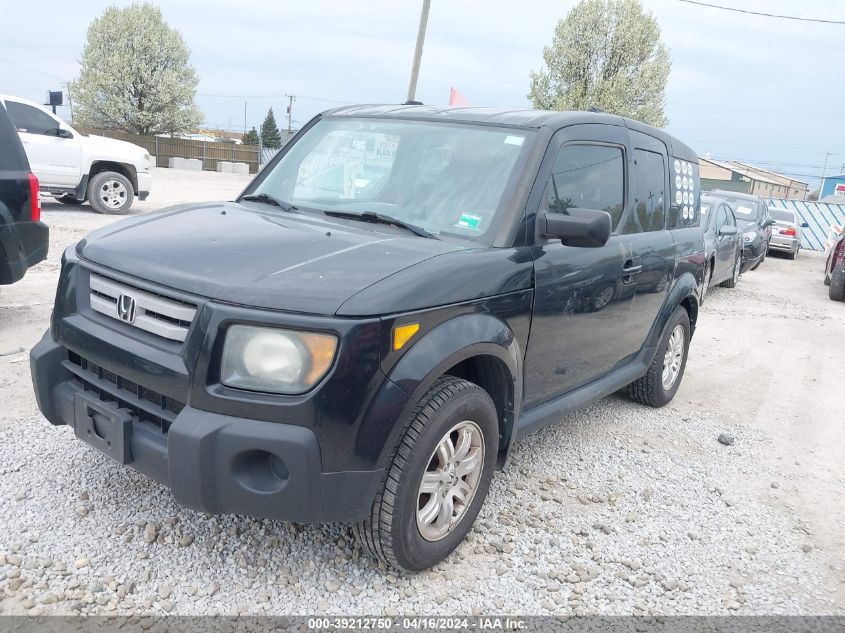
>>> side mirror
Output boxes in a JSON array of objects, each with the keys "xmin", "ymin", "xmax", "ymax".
[
  {"xmin": 718, "ymin": 225, "xmax": 738, "ymax": 236},
  {"xmin": 542, "ymin": 208, "xmax": 612, "ymax": 248},
  {"xmin": 57, "ymin": 128, "xmax": 73, "ymax": 139},
  {"xmin": 801, "ymin": 222, "xmax": 809, "ymax": 228},
  {"xmin": 762, "ymin": 218, "xmax": 775, "ymax": 228}
]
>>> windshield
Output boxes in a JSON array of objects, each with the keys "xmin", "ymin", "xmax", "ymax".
[
  {"xmin": 250, "ymin": 117, "xmax": 534, "ymax": 241},
  {"xmin": 720, "ymin": 197, "xmax": 757, "ymax": 221},
  {"xmin": 770, "ymin": 209, "xmax": 795, "ymax": 223}
]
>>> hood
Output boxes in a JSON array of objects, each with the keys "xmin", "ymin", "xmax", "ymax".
[
  {"xmin": 77, "ymin": 201, "xmax": 465, "ymax": 315},
  {"xmin": 81, "ymin": 134, "xmax": 146, "ymax": 160},
  {"xmin": 736, "ymin": 219, "xmax": 757, "ymax": 231}
]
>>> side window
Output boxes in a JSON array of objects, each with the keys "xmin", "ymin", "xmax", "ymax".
[
  {"xmin": 546, "ymin": 144, "xmax": 625, "ymax": 229},
  {"xmin": 633, "ymin": 149, "xmax": 666, "ymax": 232},
  {"xmin": 715, "ymin": 205, "xmax": 727, "ymax": 233},
  {"xmin": 5, "ymin": 101, "xmax": 58, "ymax": 135}
]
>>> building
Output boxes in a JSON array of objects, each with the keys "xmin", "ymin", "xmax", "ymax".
[
  {"xmin": 699, "ymin": 158, "xmax": 808, "ymax": 199},
  {"xmin": 819, "ymin": 174, "xmax": 845, "ymax": 202}
]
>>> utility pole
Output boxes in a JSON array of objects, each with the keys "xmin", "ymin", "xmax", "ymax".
[
  {"xmin": 284, "ymin": 94, "xmax": 295, "ymax": 134},
  {"xmin": 406, "ymin": 0, "xmax": 431, "ymax": 103},
  {"xmin": 821, "ymin": 151, "xmax": 834, "ymax": 193},
  {"xmin": 244, "ymin": 101, "xmax": 247, "ymax": 136}
]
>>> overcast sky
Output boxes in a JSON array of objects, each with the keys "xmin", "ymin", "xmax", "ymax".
[{"xmin": 1, "ymin": 0, "xmax": 843, "ymax": 185}]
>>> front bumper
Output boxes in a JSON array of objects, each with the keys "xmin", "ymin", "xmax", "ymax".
[
  {"xmin": 137, "ymin": 171, "xmax": 152, "ymax": 200},
  {"xmin": 0, "ymin": 220, "xmax": 49, "ymax": 285},
  {"xmin": 740, "ymin": 239, "xmax": 765, "ymax": 273},
  {"xmin": 30, "ymin": 331, "xmax": 383, "ymax": 522}
]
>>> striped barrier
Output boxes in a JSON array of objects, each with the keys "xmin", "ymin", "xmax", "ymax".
[{"xmin": 766, "ymin": 199, "xmax": 845, "ymax": 252}]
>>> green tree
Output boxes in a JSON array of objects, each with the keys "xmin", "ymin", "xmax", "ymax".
[
  {"xmin": 71, "ymin": 2, "xmax": 203, "ymax": 134},
  {"xmin": 528, "ymin": 0, "xmax": 671, "ymax": 127},
  {"xmin": 260, "ymin": 108, "xmax": 282, "ymax": 149},
  {"xmin": 242, "ymin": 126, "xmax": 259, "ymax": 145}
]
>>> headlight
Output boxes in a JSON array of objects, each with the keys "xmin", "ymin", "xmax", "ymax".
[
  {"xmin": 742, "ymin": 231, "xmax": 757, "ymax": 243},
  {"xmin": 221, "ymin": 325, "xmax": 338, "ymax": 394},
  {"xmin": 142, "ymin": 153, "xmax": 151, "ymax": 171}
]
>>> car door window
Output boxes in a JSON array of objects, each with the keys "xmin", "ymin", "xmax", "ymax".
[
  {"xmin": 633, "ymin": 149, "xmax": 665, "ymax": 232},
  {"xmin": 5, "ymin": 101, "xmax": 58, "ymax": 135},
  {"xmin": 546, "ymin": 144, "xmax": 625, "ymax": 229}
]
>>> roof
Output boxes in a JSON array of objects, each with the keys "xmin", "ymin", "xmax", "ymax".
[
  {"xmin": 322, "ymin": 104, "xmax": 698, "ymax": 161},
  {"xmin": 708, "ymin": 189, "xmax": 761, "ymax": 202},
  {"xmin": 729, "ymin": 161, "xmax": 808, "ymax": 187},
  {"xmin": 700, "ymin": 158, "xmax": 782, "ymax": 186}
]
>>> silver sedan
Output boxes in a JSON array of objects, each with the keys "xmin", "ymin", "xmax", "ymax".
[{"xmin": 767, "ymin": 207, "xmax": 807, "ymax": 260}]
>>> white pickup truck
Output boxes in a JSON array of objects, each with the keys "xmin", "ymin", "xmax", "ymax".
[{"xmin": 0, "ymin": 94, "xmax": 151, "ymax": 214}]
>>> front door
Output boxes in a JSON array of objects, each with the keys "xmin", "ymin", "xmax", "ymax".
[
  {"xmin": 523, "ymin": 124, "xmax": 639, "ymax": 407},
  {"xmin": 4, "ymin": 99, "xmax": 81, "ymax": 187}
]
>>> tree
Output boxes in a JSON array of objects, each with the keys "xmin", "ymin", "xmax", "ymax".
[
  {"xmin": 71, "ymin": 2, "xmax": 203, "ymax": 135},
  {"xmin": 260, "ymin": 108, "xmax": 282, "ymax": 149},
  {"xmin": 242, "ymin": 126, "xmax": 260, "ymax": 145},
  {"xmin": 528, "ymin": 0, "xmax": 671, "ymax": 127}
]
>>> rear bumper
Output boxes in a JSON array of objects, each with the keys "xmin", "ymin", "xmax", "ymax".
[
  {"xmin": 0, "ymin": 220, "xmax": 49, "ymax": 285},
  {"xmin": 30, "ymin": 331, "xmax": 383, "ymax": 522},
  {"xmin": 768, "ymin": 236, "xmax": 799, "ymax": 252}
]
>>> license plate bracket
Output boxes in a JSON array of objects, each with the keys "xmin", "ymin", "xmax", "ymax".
[{"xmin": 74, "ymin": 392, "xmax": 133, "ymax": 464}]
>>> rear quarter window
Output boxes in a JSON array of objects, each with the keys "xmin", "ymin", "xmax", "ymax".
[
  {"xmin": 0, "ymin": 102, "xmax": 30, "ymax": 171},
  {"xmin": 668, "ymin": 157, "xmax": 700, "ymax": 229}
]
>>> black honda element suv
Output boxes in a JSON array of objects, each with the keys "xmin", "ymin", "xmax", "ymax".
[{"xmin": 31, "ymin": 105, "xmax": 704, "ymax": 571}]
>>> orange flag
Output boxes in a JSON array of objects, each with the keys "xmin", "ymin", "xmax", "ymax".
[{"xmin": 448, "ymin": 87, "xmax": 471, "ymax": 106}]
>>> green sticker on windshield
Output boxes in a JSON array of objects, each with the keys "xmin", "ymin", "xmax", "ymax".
[{"xmin": 455, "ymin": 213, "xmax": 482, "ymax": 230}]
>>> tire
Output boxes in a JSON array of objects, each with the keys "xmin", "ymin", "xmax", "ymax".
[
  {"xmin": 830, "ymin": 262, "xmax": 845, "ymax": 302},
  {"xmin": 87, "ymin": 171, "xmax": 134, "ymax": 215},
  {"xmin": 720, "ymin": 254, "xmax": 741, "ymax": 288},
  {"xmin": 55, "ymin": 195, "xmax": 84, "ymax": 205},
  {"xmin": 786, "ymin": 250, "xmax": 796, "ymax": 260},
  {"xmin": 353, "ymin": 376, "xmax": 498, "ymax": 571},
  {"xmin": 626, "ymin": 306, "xmax": 691, "ymax": 408},
  {"xmin": 700, "ymin": 261, "xmax": 712, "ymax": 305}
]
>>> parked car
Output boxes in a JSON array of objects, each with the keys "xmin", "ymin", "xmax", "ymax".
[
  {"xmin": 0, "ymin": 94, "xmax": 151, "ymax": 214},
  {"xmin": 767, "ymin": 207, "xmax": 807, "ymax": 259},
  {"xmin": 825, "ymin": 227, "xmax": 845, "ymax": 301},
  {"xmin": 699, "ymin": 195, "xmax": 742, "ymax": 302},
  {"xmin": 0, "ymin": 99, "xmax": 48, "ymax": 285},
  {"xmin": 31, "ymin": 106, "xmax": 705, "ymax": 571},
  {"xmin": 708, "ymin": 190, "xmax": 774, "ymax": 272}
]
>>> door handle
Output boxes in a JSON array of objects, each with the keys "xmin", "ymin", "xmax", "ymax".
[{"xmin": 622, "ymin": 264, "xmax": 643, "ymax": 275}]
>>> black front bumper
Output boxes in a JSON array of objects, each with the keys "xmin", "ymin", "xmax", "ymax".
[
  {"xmin": 740, "ymin": 239, "xmax": 765, "ymax": 273},
  {"xmin": 30, "ymin": 332, "xmax": 383, "ymax": 522},
  {"xmin": 0, "ymin": 220, "xmax": 48, "ymax": 285}
]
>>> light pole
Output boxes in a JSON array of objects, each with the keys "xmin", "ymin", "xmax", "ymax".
[{"xmin": 406, "ymin": 0, "xmax": 431, "ymax": 103}]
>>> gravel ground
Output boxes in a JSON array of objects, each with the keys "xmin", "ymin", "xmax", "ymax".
[{"xmin": 1, "ymin": 169, "xmax": 844, "ymax": 616}]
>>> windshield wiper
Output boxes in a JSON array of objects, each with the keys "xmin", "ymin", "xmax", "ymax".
[
  {"xmin": 240, "ymin": 193, "xmax": 298, "ymax": 213},
  {"xmin": 323, "ymin": 210, "xmax": 439, "ymax": 240}
]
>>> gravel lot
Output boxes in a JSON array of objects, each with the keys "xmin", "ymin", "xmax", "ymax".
[{"xmin": 1, "ymin": 168, "xmax": 844, "ymax": 616}]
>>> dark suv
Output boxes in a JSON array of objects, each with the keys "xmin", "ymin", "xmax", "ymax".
[
  {"xmin": 31, "ymin": 106, "xmax": 704, "ymax": 571},
  {"xmin": 0, "ymin": 100, "xmax": 48, "ymax": 285}
]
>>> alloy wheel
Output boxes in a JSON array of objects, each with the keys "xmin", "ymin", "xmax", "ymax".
[
  {"xmin": 661, "ymin": 325, "xmax": 685, "ymax": 390},
  {"xmin": 99, "ymin": 179, "xmax": 128, "ymax": 210},
  {"xmin": 416, "ymin": 420, "xmax": 485, "ymax": 542}
]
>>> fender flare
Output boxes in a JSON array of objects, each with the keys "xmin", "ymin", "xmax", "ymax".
[
  {"xmin": 361, "ymin": 313, "xmax": 523, "ymax": 470},
  {"xmin": 650, "ymin": 271, "xmax": 699, "ymax": 349}
]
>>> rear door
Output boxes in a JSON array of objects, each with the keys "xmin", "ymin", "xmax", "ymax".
[
  {"xmin": 3, "ymin": 99, "xmax": 81, "ymax": 187},
  {"xmin": 623, "ymin": 131, "xmax": 675, "ymax": 348},
  {"xmin": 524, "ymin": 124, "xmax": 639, "ymax": 406}
]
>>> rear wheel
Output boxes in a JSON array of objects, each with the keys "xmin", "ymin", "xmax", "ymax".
[
  {"xmin": 720, "ymin": 254, "xmax": 741, "ymax": 288},
  {"xmin": 786, "ymin": 249, "xmax": 796, "ymax": 260},
  {"xmin": 87, "ymin": 171, "xmax": 134, "ymax": 215},
  {"xmin": 354, "ymin": 376, "xmax": 498, "ymax": 571},
  {"xmin": 830, "ymin": 261, "xmax": 845, "ymax": 301},
  {"xmin": 627, "ymin": 306, "xmax": 691, "ymax": 408}
]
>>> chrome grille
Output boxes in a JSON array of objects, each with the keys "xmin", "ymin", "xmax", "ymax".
[{"xmin": 89, "ymin": 273, "xmax": 196, "ymax": 343}]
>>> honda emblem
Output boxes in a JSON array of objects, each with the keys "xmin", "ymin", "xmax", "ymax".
[{"xmin": 117, "ymin": 293, "xmax": 137, "ymax": 324}]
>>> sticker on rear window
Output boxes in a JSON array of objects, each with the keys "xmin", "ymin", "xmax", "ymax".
[
  {"xmin": 504, "ymin": 135, "xmax": 524, "ymax": 146},
  {"xmin": 455, "ymin": 213, "xmax": 482, "ymax": 230}
]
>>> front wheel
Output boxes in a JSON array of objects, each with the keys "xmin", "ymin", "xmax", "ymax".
[
  {"xmin": 353, "ymin": 376, "xmax": 498, "ymax": 571},
  {"xmin": 720, "ymin": 254, "xmax": 741, "ymax": 288},
  {"xmin": 87, "ymin": 171, "xmax": 134, "ymax": 215},
  {"xmin": 830, "ymin": 261, "xmax": 845, "ymax": 301},
  {"xmin": 626, "ymin": 306, "xmax": 691, "ymax": 408}
]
